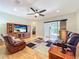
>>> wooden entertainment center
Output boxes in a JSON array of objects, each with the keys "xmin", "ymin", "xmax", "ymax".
[{"xmin": 7, "ymin": 23, "xmax": 31, "ymax": 39}]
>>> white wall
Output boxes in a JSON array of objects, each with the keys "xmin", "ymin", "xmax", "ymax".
[
  {"xmin": 43, "ymin": 13, "xmax": 77, "ymax": 33},
  {"xmin": 0, "ymin": 12, "xmax": 44, "ymax": 38},
  {"xmin": 30, "ymin": 12, "xmax": 78, "ymax": 38},
  {"xmin": 76, "ymin": 11, "xmax": 79, "ymax": 33},
  {"xmin": 36, "ymin": 21, "xmax": 44, "ymax": 38},
  {"xmin": 0, "ymin": 11, "xmax": 78, "ymax": 38},
  {"xmin": 0, "ymin": 12, "xmax": 33, "ymax": 34}
]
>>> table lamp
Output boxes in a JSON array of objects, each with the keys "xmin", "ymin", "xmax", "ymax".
[
  {"xmin": 59, "ymin": 30, "xmax": 68, "ymax": 42},
  {"xmin": 59, "ymin": 30, "xmax": 68, "ymax": 53}
]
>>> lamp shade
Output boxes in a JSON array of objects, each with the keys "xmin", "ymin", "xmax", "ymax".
[{"xmin": 59, "ymin": 30, "xmax": 68, "ymax": 42}]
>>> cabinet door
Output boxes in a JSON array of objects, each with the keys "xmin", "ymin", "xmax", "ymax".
[{"xmin": 7, "ymin": 23, "xmax": 14, "ymax": 35}]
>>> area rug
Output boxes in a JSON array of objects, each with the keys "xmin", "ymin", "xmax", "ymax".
[
  {"xmin": 45, "ymin": 40, "xmax": 53, "ymax": 47},
  {"xmin": 34, "ymin": 39, "xmax": 44, "ymax": 43},
  {"xmin": 26, "ymin": 43, "xmax": 36, "ymax": 48}
]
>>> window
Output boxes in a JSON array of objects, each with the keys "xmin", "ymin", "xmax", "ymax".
[{"xmin": 50, "ymin": 21, "xmax": 60, "ymax": 35}]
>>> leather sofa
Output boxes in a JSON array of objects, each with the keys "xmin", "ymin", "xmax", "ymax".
[{"xmin": 1, "ymin": 34, "xmax": 26, "ymax": 54}]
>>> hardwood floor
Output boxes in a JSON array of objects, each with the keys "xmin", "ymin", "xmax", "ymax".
[{"xmin": 0, "ymin": 45, "xmax": 48, "ymax": 59}]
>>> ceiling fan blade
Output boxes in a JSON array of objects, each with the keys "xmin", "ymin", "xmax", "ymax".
[
  {"xmin": 27, "ymin": 13, "xmax": 35, "ymax": 15},
  {"xmin": 39, "ymin": 9, "xmax": 46, "ymax": 13},
  {"xmin": 39, "ymin": 14, "xmax": 45, "ymax": 16},
  {"xmin": 30, "ymin": 7, "xmax": 36, "ymax": 12}
]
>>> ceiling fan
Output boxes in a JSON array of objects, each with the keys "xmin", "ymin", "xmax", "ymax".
[{"xmin": 27, "ymin": 7, "xmax": 46, "ymax": 18}]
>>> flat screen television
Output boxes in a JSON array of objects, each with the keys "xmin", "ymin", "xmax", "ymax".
[{"xmin": 14, "ymin": 25, "xmax": 27, "ymax": 32}]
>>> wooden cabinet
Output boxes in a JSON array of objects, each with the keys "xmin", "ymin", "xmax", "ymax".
[
  {"xmin": 14, "ymin": 33, "xmax": 30, "ymax": 39},
  {"xmin": 7, "ymin": 23, "xmax": 14, "ymax": 35},
  {"xmin": 49, "ymin": 46, "xmax": 75, "ymax": 59},
  {"xmin": 7, "ymin": 23, "xmax": 31, "ymax": 39}
]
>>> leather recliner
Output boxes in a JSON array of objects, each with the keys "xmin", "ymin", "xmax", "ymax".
[{"xmin": 1, "ymin": 34, "xmax": 26, "ymax": 54}]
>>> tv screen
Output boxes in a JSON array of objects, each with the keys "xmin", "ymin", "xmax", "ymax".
[{"xmin": 14, "ymin": 25, "xmax": 27, "ymax": 32}]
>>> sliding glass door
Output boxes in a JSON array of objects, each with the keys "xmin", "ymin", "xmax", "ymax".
[{"xmin": 44, "ymin": 21, "xmax": 60, "ymax": 42}]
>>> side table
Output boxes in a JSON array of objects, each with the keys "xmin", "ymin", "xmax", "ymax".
[{"xmin": 49, "ymin": 46, "xmax": 75, "ymax": 59}]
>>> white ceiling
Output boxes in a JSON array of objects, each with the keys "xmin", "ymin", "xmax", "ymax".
[{"xmin": 0, "ymin": 0, "xmax": 79, "ymax": 19}]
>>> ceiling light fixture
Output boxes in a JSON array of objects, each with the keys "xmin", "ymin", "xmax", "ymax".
[
  {"xmin": 56, "ymin": 10, "xmax": 60, "ymax": 13},
  {"xmin": 14, "ymin": 8, "xmax": 17, "ymax": 11},
  {"xmin": 35, "ymin": 13, "xmax": 39, "ymax": 16}
]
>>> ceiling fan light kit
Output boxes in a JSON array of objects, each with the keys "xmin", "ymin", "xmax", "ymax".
[
  {"xmin": 35, "ymin": 13, "xmax": 39, "ymax": 16},
  {"xmin": 27, "ymin": 7, "xmax": 46, "ymax": 18}
]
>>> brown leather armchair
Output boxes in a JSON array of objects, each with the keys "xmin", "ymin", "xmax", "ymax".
[{"xmin": 1, "ymin": 34, "xmax": 26, "ymax": 54}]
